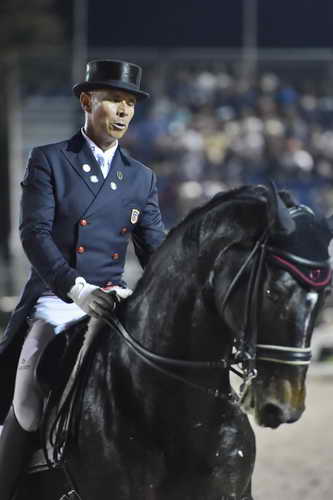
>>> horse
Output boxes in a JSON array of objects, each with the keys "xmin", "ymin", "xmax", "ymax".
[{"xmin": 16, "ymin": 184, "xmax": 333, "ymax": 500}]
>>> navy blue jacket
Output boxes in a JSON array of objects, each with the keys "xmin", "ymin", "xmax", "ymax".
[{"xmin": 1, "ymin": 131, "xmax": 165, "ymax": 350}]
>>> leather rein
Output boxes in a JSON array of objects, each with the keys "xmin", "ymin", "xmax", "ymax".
[{"xmin": 105, "ymin": 230, "xmax": 332, "ymax": 398}]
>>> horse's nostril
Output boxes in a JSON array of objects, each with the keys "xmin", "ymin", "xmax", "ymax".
[{"xmin": 261, "ymin": 403, "xmax": 284, "ymax": 428}]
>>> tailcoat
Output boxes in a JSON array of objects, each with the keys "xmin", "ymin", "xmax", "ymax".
[{"xmin": 0, "ymin": 131, "xmax": 165, "ymax": 420}]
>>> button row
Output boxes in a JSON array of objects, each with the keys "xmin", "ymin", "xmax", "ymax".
[
  {"xmin": 79, "ymin": 220, "xmax": 128, "ymax": 235},
  {"xmin": 76, "ymin": 246, "xmax": 119, "ymax": 260}
]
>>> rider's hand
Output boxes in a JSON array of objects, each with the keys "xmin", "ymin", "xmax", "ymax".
[
  {"xmin": 85, "ymin": 288, "xmax": 118, "ymax": 320},
  {"xmin": 68, "ymin": 277, "xmax": 132, "ymax": 320},
  {"xmin": 92, "ymin": 285, "xmax": 133, "ymax": 319}
]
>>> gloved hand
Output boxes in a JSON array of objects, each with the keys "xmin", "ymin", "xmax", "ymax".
[{"xmin": 68, "ymin": 277, "xmax": 132, "ymax": 320}]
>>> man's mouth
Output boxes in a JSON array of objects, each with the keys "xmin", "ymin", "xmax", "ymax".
[{"xmin": 112, "ymin": 122, "xmax": 127, "ymax": 131}]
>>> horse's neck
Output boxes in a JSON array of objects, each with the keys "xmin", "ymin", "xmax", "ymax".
[
  {"xmin": 115, "ymin": 287, "xmax": 234, "ymax": 455},
  {"xmin": 124, "ymin": 278, "xmax": 226, "ymax": 359},
  {"xmin": 120, "ymin": 277, "xmax": 233, "ymax": 406}
]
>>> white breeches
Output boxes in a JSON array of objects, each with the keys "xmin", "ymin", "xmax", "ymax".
[
  {"xmin": 13, "ymin": 319, "xmax": 54, "ymax": 432},
  {"xmin": 13, "ymin": 296, "xmax": 87, "ymax": 432}
]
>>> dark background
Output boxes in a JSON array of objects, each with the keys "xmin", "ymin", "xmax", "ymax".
[
  {"xmin": 57, "ymin": 0, "xmax": 333, "ymax": 49},
  {"xmin": 86, "ymin": 0, "xmax": 333, "ymax": 48}
]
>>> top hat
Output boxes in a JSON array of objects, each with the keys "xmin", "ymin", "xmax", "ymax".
[{"xmin": 73, "ymin": 59, "xmax": 150, "ymax": 100}]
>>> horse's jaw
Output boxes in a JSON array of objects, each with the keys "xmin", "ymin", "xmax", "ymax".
[{"xmin": 239, "ymin": 370, "xmax": 307, "ymax": 428}]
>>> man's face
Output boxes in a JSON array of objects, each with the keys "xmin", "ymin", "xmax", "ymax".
[{"xmin": 81, "ymin": 88, "xmax": 136, "ymax": 147}]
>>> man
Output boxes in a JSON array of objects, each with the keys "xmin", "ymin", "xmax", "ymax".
[{"xmin": 0, "ymin": 59, "xmax": 165, "ymax": 499}]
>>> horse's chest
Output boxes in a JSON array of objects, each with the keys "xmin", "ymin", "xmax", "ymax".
[{"xmin": 107, "ymin": 411, "xmax": 255, "ymax": 499}]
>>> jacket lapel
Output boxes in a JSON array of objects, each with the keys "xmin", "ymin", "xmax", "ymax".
[
  {"xmin": 105, "ymin": 148, "xmax": 128, "ymax": 195},
  {"xmin": 61, "ymin": 131, "xmax": 104, "ymax": 196},
  {"xmin": 84, "ymin": 148, "xmax": 130, "ymax": 217}
]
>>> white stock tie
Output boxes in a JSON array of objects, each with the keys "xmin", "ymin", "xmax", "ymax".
[{"xmin": 96, "ymin": 154, "xmax": 109, "ymax": 179}]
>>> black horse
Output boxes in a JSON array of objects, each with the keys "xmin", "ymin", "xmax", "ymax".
[{"xmin": 17, "ymin": 185, "xmax": 333, "ymax": 500}]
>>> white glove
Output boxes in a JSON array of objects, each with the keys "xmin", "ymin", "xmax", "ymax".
[
  {"xmin": 68, "ymin": 277, "xmax": 100, "ymax": 315},
  {"xmin": 101, "ymin": 284, "xmax": 133, "ymax": 300},
  {"xmin": 68, "ymin": 277, "xmax": 132, "ymax": 318}
]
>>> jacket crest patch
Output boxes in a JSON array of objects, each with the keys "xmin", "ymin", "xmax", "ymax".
[{"xmin": 130, "ymin": 209, "xmax": 140, "ymax": 224}]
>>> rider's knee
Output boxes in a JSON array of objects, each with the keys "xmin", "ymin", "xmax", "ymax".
[{"xmin": 13, "ymin": 399, "xmax": 42, "ymax": 432}]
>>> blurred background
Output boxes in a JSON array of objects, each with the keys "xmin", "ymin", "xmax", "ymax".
[{"xmin": 0, "ymin": 1, "xmax": 333, "ymax": 497}]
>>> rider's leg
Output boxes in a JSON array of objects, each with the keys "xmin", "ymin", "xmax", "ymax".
[
  {"xmin": 13, "ymin": 319, "xmax": 54, "ymax": 431},
  {"xmin": 0, "ymin": 319, "xmax": 54, "ymax": 500}
]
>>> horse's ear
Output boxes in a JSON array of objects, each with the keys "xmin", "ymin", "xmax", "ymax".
[{"xmin": 266, "ymin": 181, "xmax": 296, "ymax": 236}]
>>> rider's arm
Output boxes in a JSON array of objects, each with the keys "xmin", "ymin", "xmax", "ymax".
[
  {"xmin": 131, "ymin": 170, "xmax": 166, "ymax": 268},
  {"xmin": 19, "ymin": 147, "xmax": 80, "ymax": 302}
]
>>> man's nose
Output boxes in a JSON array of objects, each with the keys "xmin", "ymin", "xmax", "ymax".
[{"xmin": 117, "ymin": 101, "xmax": 128, "ymax": 116}]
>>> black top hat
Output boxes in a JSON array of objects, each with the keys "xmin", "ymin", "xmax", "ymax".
[{"xmin": 73, "ymin": 59, "xmax": 150, "ymax": 100}]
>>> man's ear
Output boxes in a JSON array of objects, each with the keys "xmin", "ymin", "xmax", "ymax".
[{"xmin": 80, "ymin": 92, "xmax": 92, "ymax": 113}]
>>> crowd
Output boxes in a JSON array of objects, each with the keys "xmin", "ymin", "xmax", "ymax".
[{"xmin": 123, "ymin": 65, "xmax": 333, "ymax": 227}]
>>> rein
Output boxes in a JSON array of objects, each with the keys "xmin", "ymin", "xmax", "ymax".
[{"xmin": 104, "ymin": 315, "xmax": 231, "ymax": 398}]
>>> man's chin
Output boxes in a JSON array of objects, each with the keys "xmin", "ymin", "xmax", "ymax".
[{"xmin": 107, "ymin": 126, "xmax": 127, "ymax": 140}]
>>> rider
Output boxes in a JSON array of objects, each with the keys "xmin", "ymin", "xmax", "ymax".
[{"xmin": 0, "ymin": 59, "xmax": 165, "ymax": 499}]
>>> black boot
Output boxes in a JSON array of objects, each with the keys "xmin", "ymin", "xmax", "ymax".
[{"xmin": 0, "ymin": 407, "xmax": 36, "ymax": 500}]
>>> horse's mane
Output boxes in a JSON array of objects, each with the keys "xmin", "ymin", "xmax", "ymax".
[
  {"xmin": 133, "ymin": 186, "xmax": 263, "ymax": 291},
  {"xmin": 164, "ymin": 185, "xmax": 252, "ymax": 241},
  {"xmin": 164, "ymin": 184, "xmax": 298, "ymax": 243},
  {"xmin": 131, "ymin": 184, "xmax": 300, "ymax": 296}
]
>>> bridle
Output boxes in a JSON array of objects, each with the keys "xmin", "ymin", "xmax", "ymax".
[
  {"xmin": 105, "ymin": 228, "xmax": 332, "ymax": 398},
  {"xmin": 256, "ymin": 247, "xmax": 332, "ymax": 366},
  {"xmin": 215, "ymin": 229, "xmax": 331, "ymax": 386}
]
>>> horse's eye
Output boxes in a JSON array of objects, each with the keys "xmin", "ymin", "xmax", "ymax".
[{"xmin": 265, "ymin": 288, "xmax": 280, "ymax": 303}]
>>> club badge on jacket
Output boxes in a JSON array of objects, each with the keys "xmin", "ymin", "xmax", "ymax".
[{"xmin": 131, "ymin": 209, "xmax": 140, "ymax": 224}]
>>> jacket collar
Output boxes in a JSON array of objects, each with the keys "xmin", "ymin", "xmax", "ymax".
[{"xmin": 61, "ymin": 131, "xmax": 131, "ymax": 195}]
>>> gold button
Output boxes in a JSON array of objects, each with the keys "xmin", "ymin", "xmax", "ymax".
[
  {"xmin": 76, "ymin": 246, "xmax": 85, "ymax": 254},
  {"xmin": 80, "ymin": 219, "xmax": 88, "ymax": 227},
  {"xmin": 112, "ymin": 253, "xmax": 119, "ymax": 260},
  {"xmin": 120, "ymin": 227, "xmax": 128, "ymax": 234}
]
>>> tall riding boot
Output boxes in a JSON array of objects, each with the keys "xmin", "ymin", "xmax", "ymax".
[{"xmin": 0, "ymin": 407, "xmax": 36, "ymax": 500}]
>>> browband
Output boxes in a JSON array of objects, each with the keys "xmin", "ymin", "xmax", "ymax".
[{"xmin": 267, "ymin": 247, "xmax": 332, "ymax": 289}]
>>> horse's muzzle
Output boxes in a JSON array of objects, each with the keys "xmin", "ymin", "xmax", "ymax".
[
  {"xmin": 241, "ymin": 372, "xmax": 306, "ymax": 428},
  {"xmin": 257, "ymin": 401, "xmax": 304, "ymax": 428}
]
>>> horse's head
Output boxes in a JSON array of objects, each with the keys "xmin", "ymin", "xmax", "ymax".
[{"xmin": 208, "ymin": 185, "xmax": 333, "ymax": 428}]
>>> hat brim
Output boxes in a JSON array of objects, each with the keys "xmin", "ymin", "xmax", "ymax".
[{"xmin": 72, "ymin": 81, "xmax": 150, "ymax": 101}]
